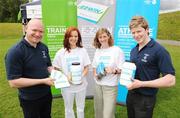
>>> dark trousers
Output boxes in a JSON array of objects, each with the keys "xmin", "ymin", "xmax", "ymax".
[
  {"xmin": 19, "ymin": 93, "xmax": 52, "ymax": 118},
  {"xmin": 126, "ymin": 91, "xmax": 156, "ymax": 118}
]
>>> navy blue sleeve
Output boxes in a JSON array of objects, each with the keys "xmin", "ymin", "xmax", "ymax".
[
  {"xmin": 5, "ymin": 46, "xmax": 23, "ymax": 80},
  {"xmin": 157, "ymin": 47, "xmax": 175, "ymax": 76}
]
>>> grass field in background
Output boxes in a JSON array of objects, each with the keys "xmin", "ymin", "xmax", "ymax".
[
  {"xmin": 157, "ymin": 11, "xmax": 180, "ymax": 41},
  {"xmin": 0, "ymin": 23, "xmax": 23, "ymax": 39},
  {"xmin": 0, "ymin": 11, "xmax": 180, "ymax": 118}
]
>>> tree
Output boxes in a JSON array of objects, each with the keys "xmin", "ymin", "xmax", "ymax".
[{"xmin": 0, "ymin": 0, "xmax": 28, "ymax": 22}]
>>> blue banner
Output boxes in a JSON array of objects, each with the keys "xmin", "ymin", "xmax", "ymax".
[{"xmin": 115, "ymin": 0, "xmax": 160, "ymax": 105}]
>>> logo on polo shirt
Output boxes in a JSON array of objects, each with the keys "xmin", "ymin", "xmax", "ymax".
[
  {"xmin": 42, "ymin": 51, "xmax": 47, "ymax": 58},
  {"xmin": 141, "ymin": 53, "xmax": 149, "ymax": 63}
]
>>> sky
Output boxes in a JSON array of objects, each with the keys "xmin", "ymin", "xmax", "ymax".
[
  {"xmin": 30, "ymin": 0, "xmax": 180, "ymax": 11},
  {"xmin": 160, "ymin": 0, "xmax": 180, "ymax": 13},
  {"xmin": 160, "ymin": 0, "xmax": 180, "ymax": 10}
]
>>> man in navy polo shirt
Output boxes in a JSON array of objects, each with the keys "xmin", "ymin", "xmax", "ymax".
[
  {"xmin": 126, "ymin": 16, "xmax": 176, "ymax": 118},
  {"xmin": 5, "ymin": 19, "xmax": 54, "ymax": 118}
]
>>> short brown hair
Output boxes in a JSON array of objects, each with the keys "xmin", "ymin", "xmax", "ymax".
[
  {"xmin": 63, "ymin": 26, "xmax": 83, "ymax": 52},
  {"xmin": 93, "ymin": 28, "xmax": 114, "ymax": 49},
  {"xmin": 129, "ymin": 16, "xmax": 149, "ymax": 30}
]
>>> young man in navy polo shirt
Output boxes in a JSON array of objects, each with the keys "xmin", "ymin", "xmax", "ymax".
[
  {"xmin": 126, "ymin": 16, "xmax": 176, "ymax": 118},
  {"xmin": 5, "ymin": 19, "xmax": 54, "ymax": 118}
]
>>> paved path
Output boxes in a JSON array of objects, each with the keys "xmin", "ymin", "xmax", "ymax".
[{"xmin": 157, "ymin": 39, "xmax": 180, "ymax": 46}]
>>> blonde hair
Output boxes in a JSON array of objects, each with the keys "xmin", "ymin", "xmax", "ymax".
[
  {"xmin": 129, "ymin": 16, "xmax": 149, "ymax": 30},
  {"xmin": 93, "ymin": 28, "xmax": 114, "ymax": 49}
]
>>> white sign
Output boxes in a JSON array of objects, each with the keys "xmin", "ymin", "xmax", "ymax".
[
  {"xmin": 119, "ymin": 62, "xmax": 136, "ymax": 86},
  {"xmin": 50, "ymin": 69, "xmax": 70, "ymax": 88},
  {"xmin": 78, "ymin": 1, "xmax": 109, "ymax": 24},
  {"xmin": 26, "ymin": 5, "xmax": 42, "ymax": 18}
]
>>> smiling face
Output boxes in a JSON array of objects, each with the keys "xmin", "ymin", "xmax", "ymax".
[
  {"xmin": 98, "ymin": 32, "xmax": 110, "ymax": 48},
  {"xmin": 129, "ymin": 16, "xmax": 150, "ymax": 46},
  {"xmin": 93, "ymin": 28, "xmax": 114, "ymax": 49},
  {"xmin": 25, "ymin": 19, "xmax": 44, "ymax": 45},
  {"xmin": 69, "ymin": 30, "xmax": 78, "ymax": 49},
  {"xmin": 130, "ymin": 26, "xmax": 149, "ymax": 45},
  {"xmin": 63, "ymin": 27, "xmax": 82, "ymax": 52}
]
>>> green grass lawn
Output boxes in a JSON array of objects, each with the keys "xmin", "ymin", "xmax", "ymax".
[
  {"xmin": 157, "ymin": 11, "xmax": 180, "ymax": 41},
  {"xmin": 0, "ymin": 12, "xmax": 180, "ymax": 117}
]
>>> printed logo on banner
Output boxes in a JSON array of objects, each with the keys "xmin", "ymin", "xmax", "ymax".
[
  {"xmin": 118, "ymin": 26, "xmax": 132, "ymax": 38},
  {"xmin": 144, "ymin": 0, "xmax": 157, "ymax": 5},
  {"xmin": 118, "ymin": 26, "xmax": 153, "ymax": 38},
  {"xmin": 46, "ymin": 26, "xmax": 67, "ymax": 37},
  {"xmin": 77, "ymin": 1, "xmax": 109, "ymax": 24}
]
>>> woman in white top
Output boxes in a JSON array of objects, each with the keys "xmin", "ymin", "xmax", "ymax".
[
  {"xmin": 53, "ymin": 27, "xmax": 91, "ymax": 118},
  {"xmin": 92, "ymin": 28, "xmax": 125, "ymax": 118}
]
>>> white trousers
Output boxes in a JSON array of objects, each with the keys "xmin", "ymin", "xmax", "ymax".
[
  {"xmin": 94, "ymin": 84, "xmax": 118, "ymax": 118},
  {"xmin": 62, "ymin": 89, "xmax": 86, "ymax": 118}
]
